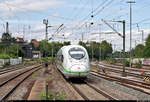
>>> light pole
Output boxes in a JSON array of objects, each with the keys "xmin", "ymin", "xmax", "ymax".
[
  {"xmin": 141, "ymin": 30, "xmax": 144, "ymax": 44},
  {"xmin": 99, "ymin": 24, "xmax": 102, "ymax": 62},
  {"xmin": 127, "ymin": 1, "xmax": 136, "ymax": 68},
  {"xmin": 122, "ymin": 20, "xmax": 126, "ymax": 77},
  {"xmin": 137, "ymin": 24, "xmax": 144, "ymax": 45}
]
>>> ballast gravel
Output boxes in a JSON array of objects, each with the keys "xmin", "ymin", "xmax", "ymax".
[{"xmin": 88, "ymin": 74, "xmax": 150, "ymax": 100}]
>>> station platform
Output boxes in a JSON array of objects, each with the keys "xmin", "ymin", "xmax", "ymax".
[{"xmin": 28, "ymin": 79, "xmax": 46, "ymax": 100}]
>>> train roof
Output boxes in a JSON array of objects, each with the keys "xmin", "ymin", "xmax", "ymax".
[{"xmin": 61, "ymin": 45, "xmax": 86, "ymax": 51}]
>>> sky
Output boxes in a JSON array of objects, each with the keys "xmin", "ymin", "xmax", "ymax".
[{"xmin": 0, "ymin": 0, "xmax": 150, "ymax": 51}]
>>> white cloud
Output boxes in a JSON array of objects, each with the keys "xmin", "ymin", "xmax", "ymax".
[
  {"xmin": 0, "ymin": 0, "xmax": 63, "ymax": 18},
  {"xmin": 2, "ymin": 17, "xmax": 150, "ymax": 52}
]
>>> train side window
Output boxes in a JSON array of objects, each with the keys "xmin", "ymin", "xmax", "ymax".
[{"xmin": 61, "ymin": 55, "xmax": 64, "ymax": 62}]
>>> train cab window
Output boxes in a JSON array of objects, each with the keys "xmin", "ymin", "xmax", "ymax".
[
  {"xmin": 69, "ymin": 47, "xmax": 85, "ymax": 60},
  {"xmin": 61, "ymin": 55, "xmax": 64, "ymax": 62}
]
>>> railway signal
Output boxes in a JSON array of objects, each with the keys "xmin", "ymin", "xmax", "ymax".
[{"xmin": 43, "ymin": 19, "xmax": 53, "ymax": 43}]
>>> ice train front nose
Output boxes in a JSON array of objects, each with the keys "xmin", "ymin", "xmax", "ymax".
[{"xmin": 70, "ymin": 65, "xmax": 87, "ymax": 72}]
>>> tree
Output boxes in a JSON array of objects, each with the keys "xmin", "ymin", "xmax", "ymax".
[
  {"xmin": 1, "ymin": 32, "xmax": 11, "ymax": 42},
  {"xmin": 143, "ymin": 34, "xmax": 150, "ymax": 58},
  {"xmin": 91, "ymin": 42, "xmax": 100, "ymax": 59},
  {"xmin": 8, "ymin": 45, "xmax": 24, "ymax": 57},
  {"xmin": 101, "ymin": 40, "xmax": 113, "ymax": 60},
  {"xmin": 38, "ymin": 40, "xmax": 51, "ymax": 57},
  {"xmin": 78, "ymin": 40, "xmax": 113, "ymax": 60},
  {"xmin": 79, "ymin": 41, "xmax": 87, "ymax": 48},
  {"xmin": 63, "ymin": 41, "xmax": 70, "ymax": 46},
  {"xmin": 134, "ymin": 44, "xmax": 144, "ymax": 58},
  {"xmin": 0, "ymin": 44, "xmax": 24, "ymax": 58},
  {"xmin": 1, "ymin": 32, "xmax": 16, "ymax": 42}
]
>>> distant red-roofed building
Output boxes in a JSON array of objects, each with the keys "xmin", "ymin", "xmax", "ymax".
[
  {"xmin": 16, "ymin": 37, "xmax": 24, "ymax": 42},
  {"xmin": 31, "ymin": 39, "xmax": 39, "ymax": 47}
]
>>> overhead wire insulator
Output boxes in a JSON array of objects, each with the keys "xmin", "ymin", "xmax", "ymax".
[{"xmin": 91, "ymin": 15, "xmax": 94, "ymax": 25}]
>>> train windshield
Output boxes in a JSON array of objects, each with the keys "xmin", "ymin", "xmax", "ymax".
[{"xmin": 69, "ymin": 47, "xmax": 85, "ymax": 60}]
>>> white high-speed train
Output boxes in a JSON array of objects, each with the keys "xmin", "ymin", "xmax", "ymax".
[{"xmin": 56, "ymin": 45, "xmax": 90, "ymax": 78}]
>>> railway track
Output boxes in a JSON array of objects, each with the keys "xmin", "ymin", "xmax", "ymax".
[
  {"xmin": 0, "ymin": 64, "xmax": 42, "ymax": 100},
  {"xmin": 97, "ymin": 62, "xmax": 150, "ymax": 72},
  {"xmin": 0, "ymin": 64, "xmax": 32, "ymax": 75},
  {"xmin": 91, "ymin": 71, "xmax": 150, "ymax": 95},
  {"xmin": 92, "ymin": 63, "xmax": 150, "ymax": 79},
  {"xmin": 110, "ymin": 63, "xmax": 150, "ymax": 70},
  {"xmin": 55, "ymin": 63, "xmax": 118, "ymax": 100},
  {"xmin": 69, "ymin": 79, "xmax": 119, "ymax": 100}
]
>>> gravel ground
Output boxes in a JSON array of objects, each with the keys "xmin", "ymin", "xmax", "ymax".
[
  {"xmin": 0, "ymin": 68, "xmax": 38, "ymax": 100},
  {"xmin": 0, "ymin": 64, "xmax": 37, "ymax": 83},
  {"xmin": 8, "ymin": 70, "xmax": 40, "ymax": 100},
  {"xmin": 9, "ymin": 68, "xmax": 43, "ymax": 100},
  {"xmin": 87, "ymin": 75, "xmax": 137, "ymax": 100},
  {"xmin": 3, "ymin": 63, "xmax": 83, "ymax": 100},
  {"xmin": 73, "ymin": 83, "xmax": 108, "ymax": 100},
  {"xmin": 8, "ymin": 87, "xmax": 28, "ymax": 100},
  {"xmin": 46, "ymin": 64, "xmax": 83, "ymax": 100},
  {"xmin": 88, "ymin": 74, "xmax": 150, "ymax": 100},
  {"xmin": 91, "ymin": 65, "xmax": 147, "ymax": 84},
  {"xmin": 23, "ymin": 80, "xmax": 36, "ymax": 99}
]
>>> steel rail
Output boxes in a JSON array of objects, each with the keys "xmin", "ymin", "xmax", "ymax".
[
  {"xmin": 84, "ymin": 80, "xmax": 119, "ymax": 100},
  {"xmin": 97, "ymin": 63, "xmax": 150, "ymax": 72},
  {"xmin": 55, "ymin": 64, "xmax": 89, "ymax": 100},
  {"xmin": 69, "ymin": 82, "xmax": 89, "ymax": 100},
  {"xmin": 0, "ymin": 65, "xmax": 41, "ymax": 87},
  {"xmin": 0, "ymin": 64, "xmax": 33, "ymax": 75},
  {"xmin": 91, "ymin": 71, "xmax": 150, "ymax": 91},
  {"xmin": 55, "ymin": 63, "xmax": 117, "ymax": 100},
  {"xmin": 92, "ymin": 64, "xmax": 149, "ymax": 78},
  {"xmin": 0, "ymin": 66, "xmax": 41, "ymax": 101}
]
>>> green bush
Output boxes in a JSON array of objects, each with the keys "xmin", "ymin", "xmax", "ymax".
[
  {"xmin": 40, "ymin": 92, "xmax": 53, "ymax": 100},
  {"xmin": 0, "ymin": 54, "xmax": 10, "ymax": 59},
  {"xmin": 125, "ymin": 60, "xmax": 130, "ymax": 67},
  {"xmin": 3, "ymin": 61, "xmax": 10, "ymax": 67},
  {"xmin": 116, "ymin": 59, "xmax": 122, "ymax": 63},
  {"xmin": 40, "ymin": 92, "xmax": 66, "ymax": 100},
  {"xmin": 55, "ymin": 93, "xmax": 66, "ymax": 100},
  {"xmin": 10, "ymin": 54, "xmax": 18, "ymax": 59},
  {"xmin": 135, "ymin": 60, "xmax": 142, "ymax": 68},
  {"xmin": 90, "ymin": 58, "xmax": 97, "ymax": 62},
  {"xmin": 106, "ymin": 58, "xmax": 117, "ymax": 64},
  {"xmin": 41, "ymin": 57, "xmax": 56, "ymax": 63}
]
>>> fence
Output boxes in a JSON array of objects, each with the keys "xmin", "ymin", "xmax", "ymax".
[
  {"xmin": 0, "ymin": 57, "xmax": 22, "ymax": 67},
  {"xmin": 115, "ymin": 58, "xmax": 150, "ymax": 65},
  {"xmin": 133, "ymin": 58, "xmax": 150, "ymax": 65}
]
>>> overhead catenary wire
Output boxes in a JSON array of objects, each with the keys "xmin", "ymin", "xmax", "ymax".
[
  {"xmin": 93, "ymin": 0, "xmax": 114, "ymax": 17},
  {"xmin": 2, "ymin": 0, "xmax": 150, "ymax": 44},
  {"xmin": 72, "ymin": 0, "xmax": 111, "ymax": 36},
  {"xmin": 70, "ymin": 0, "xmax": 89, "ymax": 20},
  {"xmin": 79, "ymin": 0, "xmax": 109, "ymax": 22}
]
